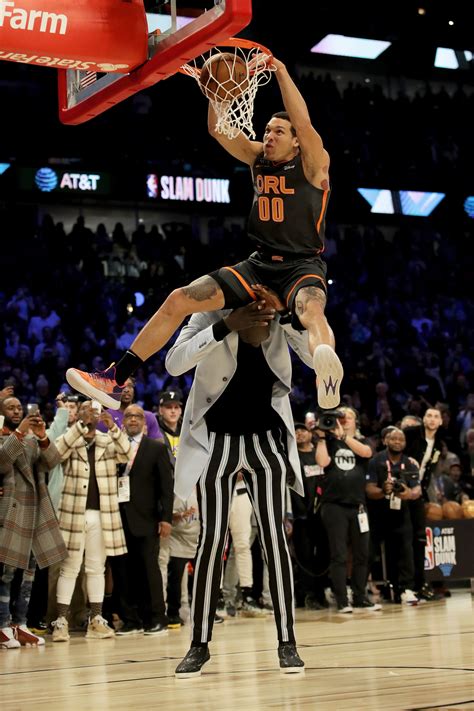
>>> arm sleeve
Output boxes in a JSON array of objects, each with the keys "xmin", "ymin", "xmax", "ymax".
[
  {"xmin": 155, "ymin": 443, "xmax": 174, "ymax": 524},
  {"xmin": 165, "ymin": 312, "xmax": 227, "ymax": 376},
  {"xmin": 46, "ymin": 408, "xmax": 69, "ymax": 441},
  {"xmin": 145, "ymin": 411, "xmax": 163, "ymax": 440}
]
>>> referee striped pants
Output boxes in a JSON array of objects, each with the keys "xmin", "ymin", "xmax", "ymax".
[{"xmin": 191, "ymin": 428, "xmax": 296, "ymax": 644}]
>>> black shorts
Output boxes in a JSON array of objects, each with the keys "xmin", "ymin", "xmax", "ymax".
[{"xmin": 209, "ymin": 250, "xmax": 327, "ymax": 330}]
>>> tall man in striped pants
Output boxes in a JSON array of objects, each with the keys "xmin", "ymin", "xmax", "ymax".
[{"xmin": 166, "ymin": 298, "xmax": 312, "ymax": 677}]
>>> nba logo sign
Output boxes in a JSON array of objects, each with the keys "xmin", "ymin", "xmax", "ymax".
[{"xmin": 424, "ymin": 527, "xmax": 435, "ymax": 570}]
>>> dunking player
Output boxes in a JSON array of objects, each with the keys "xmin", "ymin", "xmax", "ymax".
[{"xmin": 66, "ymin": 57, "xmax": 343, "ymax": 411}]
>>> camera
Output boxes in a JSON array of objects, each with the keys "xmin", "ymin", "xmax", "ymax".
[
  {"xmin": 317, "ymin": 408, "xmax": 344, "ymax": 431},
  {"xmin": 391, "ymin": 478, "xmax": 406, "ymax": 494}
]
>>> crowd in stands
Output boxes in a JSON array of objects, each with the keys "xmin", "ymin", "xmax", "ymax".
[{"xmin": 1, "ymin": 211, "xmax": 474, "ymax": 500}]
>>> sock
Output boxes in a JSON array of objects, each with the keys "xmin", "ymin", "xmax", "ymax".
[
  {"xmin": 114, "ymin": 350, "xmax": 144, "ymax": 385},
  {"xmin": 57, "ymin": 603, "xmax": 69, "ymax": 619},
  {"xmin": 191, "ymin": 641, "xmax": 208, "ymax": 649},
  {"xmin": 90, "ymin": 602, "xmax": 102, "ymax": 618}
]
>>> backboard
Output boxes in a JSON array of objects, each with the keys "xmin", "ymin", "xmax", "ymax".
[{"xmin": 58, "ymin": 0, "xmax": 252, "ymax": 125}]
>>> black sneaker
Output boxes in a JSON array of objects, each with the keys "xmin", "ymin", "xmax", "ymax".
[
  {"xmin": 116, "ymin": 623, "xmax": 144, "ymax": 635},
  {"xmin": 144, "ymin": 622, "xmax": 168, "ymax": 636},
  {"xmin": 417, "ymin": 583, "xmax": 436, "ymax": 601},
  {"xmin": 304, "ymin": 595, "xmax": 329, "ymax": 611},
  {"xmin": 167, "ymin": 616, "xmax": 184, "ymax": 629},
  {"xmin": 175, "ymin": 646, "xmax": 210, "ymax": 678},
  {"xmin": 225, "ymin": 603, "xmax": 236, "ymax": 617},
  {"xmin": 352, "ymin": 599, "xmax": 382, "ymax": 612},
  {"xmin": 278, "ymin": 643, "xmax": 305, "ymax": 674}
]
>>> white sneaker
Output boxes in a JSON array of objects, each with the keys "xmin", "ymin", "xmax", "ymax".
[
  {"xmin": 0, "ymin": 626, "xmax": 21, "ymax": 649},
  {"xmin": 52, "ymin": 616, "xmax": 70, "ymax": 642},
  {"xmin": 86, "ymin": 615, "xmax": 115, "ymax": 639},
  {"xmin": 313, "ymin": 344, "xmax": 344, "ymax": 409},
  {"xmin": 401, "ymin": 589, "xmax": 419, "ymax": 605},
  {"xmin": 337, "ymin": 605, "xmax": 353, "ymax": 614}
]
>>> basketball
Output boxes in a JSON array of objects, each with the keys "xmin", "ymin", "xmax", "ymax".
[
  {"xmin": 199, "ymin": 52, "xmax": 248, "ymax": 101},
  {"xmin": 425, "ymin": 502, "xmax": 443, "ymax": 521},
  {"xmin": 442, "ymin": 501, "xmax": 464, "ymax": 520},
  {"xmin": 462, "ymin": 500, "xmax": 474, "ymax": 518}
]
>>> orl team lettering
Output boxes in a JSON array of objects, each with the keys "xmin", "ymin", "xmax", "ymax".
[
  {"xmin": 256, "ymin": 175, "xmax": 294, "ymax": 223},
  {"xmin": 0, "ymin": 1, "xmax": 67, "ymax": 34}
]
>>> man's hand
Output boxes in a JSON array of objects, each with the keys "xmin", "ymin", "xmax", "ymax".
[
  {"xmin": 99, "ymin": 411, "xmax": 115, "ymax": 430},
  {"xmin": 0, "ymin": 386, "xmax": 14, "ymax": 401},
  {"xmin": 251, "ymin": 284, "xmax": 286, "ymax": 313},
  {"xmin": 158, "ymin": 521, "xmax": 172, "ymax": 538},
  {"xmin": 28, "ymin": 415, "xmax": 46, "ymax": 439},
  {"xmin": 224, "ymin": 300, "xmax": 275, "ymax": 331},
  {"xmin": 396, "ymin": 482, "xmax": 411, "ymax": 501},
  {"xmin": 382, "ymin": 480, "xmax": 393, "ymax": 495},
  {"xmin": 55, "ymin": 393, "xmax": 67, "ymax": 408}
]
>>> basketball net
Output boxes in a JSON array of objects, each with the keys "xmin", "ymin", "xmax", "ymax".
[{"xmin": 180, "ymin": 39, "xmax": 274, "ymax": 139}]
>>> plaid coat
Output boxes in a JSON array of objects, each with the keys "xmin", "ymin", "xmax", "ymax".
[
  {"xmin": 0, "ymin": 432, "xmax": 68, "ymax": 569},
  {"xmin": 55, "ymin": 422, "xmax": 131, "ymax": 556}
]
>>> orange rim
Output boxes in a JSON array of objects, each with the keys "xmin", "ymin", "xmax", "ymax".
[{"xmin": 178, "ymin": 37, "xmax": 273, "ymax": 76}]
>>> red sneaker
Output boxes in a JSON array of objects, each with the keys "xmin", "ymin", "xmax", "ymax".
[
  {"xmin": 11, "ymin": 624, "xmax": 45, "ymax": 646},
  {"xmin": 66, "ymin": 364, "xmax": 125, "ymax": 410}
]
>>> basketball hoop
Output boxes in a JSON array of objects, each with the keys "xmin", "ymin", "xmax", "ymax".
[{"xmin": 180, "ymin": 38, "xmax": 274, "ymax": 139}]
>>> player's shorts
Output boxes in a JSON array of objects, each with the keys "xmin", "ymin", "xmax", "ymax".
[{"xmin": 209, "ymin": 249, "xmax": 327, "ymax": 331}]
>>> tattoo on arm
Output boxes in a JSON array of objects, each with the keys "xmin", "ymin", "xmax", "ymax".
[{"xmin": 182, "ymin": 276, "xmax": 220, "ymax": 302}]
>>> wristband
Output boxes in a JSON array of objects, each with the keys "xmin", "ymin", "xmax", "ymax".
[
  {"xmin": 37, "ymin": 435, "xmax": 48, "ymax": 442},
  {"xmin": 213, "ymin": 319, "xmax": 231, "ymax": 342}
]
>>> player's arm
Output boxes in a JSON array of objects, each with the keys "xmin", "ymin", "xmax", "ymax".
[
  {"xmin": 272, "ymin": 58, "xmax": 329, "ymax": 189},
  {"xmin": 208, "ymin": 103, "xmax": 262, "ymax": 166}
]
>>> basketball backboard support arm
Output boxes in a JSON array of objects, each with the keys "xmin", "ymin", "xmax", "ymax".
[{"xmin": 58, "ymin": 0, "xmax": 252, "ymax": 125}]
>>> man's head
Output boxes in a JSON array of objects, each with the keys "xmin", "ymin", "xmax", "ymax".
[
  {"xmin": 423, "ymin": 407, "xmax": 442, "ymax": 434},
  {"xmin": 120, "ymin": 378, "xmax": 135, "ymax": 408},
  {"xmin": 159, "ymin": 391, "xmax": 183, "ymax": 431},
  {"xmin": 386, "ymin": 428, "xmax": 406, "ymax": 454},
  {"xmin": 449, "ymin": 463, "xmax": 462, "ymax": 482},
  {"xmin": 239, "ymin": 322, "xmax": 271, "ymax": 347},
  {"xmin": 65, "ymin": 396, "xmax": 79, "ymax": 425},
  {"xmin": 381, "ymin": 425, "xmax": 397, "ymax": 445},
  {"xmin": 1, "ymin": 396, "xmax": 24, "ymax": 429},
  {"xmin": 294, "ymin": 422, "xmax": 312, "ymax": 448},
  {"xmin": 400, "ymin": 415, "xmax": 422, "ymax": 430},
  {"xmin": 262, "ymin": 112, "xmax": 299, "ymax": 162},
  {"xmin": 123, "ymin": 404, "xmax": 146, "ymax": 437},
  {"xmin": 78, "ymin": 400, "xmax": 99, "ymax": 431}
]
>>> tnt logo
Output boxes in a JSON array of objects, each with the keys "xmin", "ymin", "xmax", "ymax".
[
  {"xmin": 424, "ymin": 527, "xmax": 435, "ymax": 570},
  {"xmin": 334, "ymin": 448, "xmax": 356, "ymax": 471}
]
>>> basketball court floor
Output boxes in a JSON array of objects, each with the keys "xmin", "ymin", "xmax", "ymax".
[{"xmin": 2, "ymin": 592, "xmax": 472, "ymax": 710}]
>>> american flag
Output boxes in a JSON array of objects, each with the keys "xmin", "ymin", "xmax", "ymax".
[{"xmin": 79, "ymin": 71, "xmax": 97, "ymax": 89}]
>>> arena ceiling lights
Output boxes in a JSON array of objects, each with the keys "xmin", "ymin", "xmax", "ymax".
[
  {"xmin": 434, "ymin": 47, "xmax": 473, "ymax": 69},
  {"xmin": 310, "ymin": 34, "xmax": 391, "ymax": 60},
  {"xmin": 358, "ymin": 189, "xmax": 446, "ymax": 216}
]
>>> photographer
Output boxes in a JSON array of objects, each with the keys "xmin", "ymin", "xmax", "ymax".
[
  {"xmin": 366, "ymin": 428, "xmax": 421, "ymax": 605},
  {"xmin": 315, "ymin": 406, "xmax": 377, "ymax": 613}
]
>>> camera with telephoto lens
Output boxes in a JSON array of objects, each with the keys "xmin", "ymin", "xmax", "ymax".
[
  {"xmin": 391, "ymin": 478, "xmax": 406, "ymax": 494},
  {"xmin": 316, "ymin": 408, "xmax": 344, "ymax": 431}
]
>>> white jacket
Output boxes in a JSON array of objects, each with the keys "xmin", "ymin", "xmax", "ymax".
[{"xmin": 165, "ymin": 310, "xmax": 313, "ymax": 500}]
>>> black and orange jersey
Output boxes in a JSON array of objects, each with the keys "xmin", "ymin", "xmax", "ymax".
[{"xmin": 248, "ymin": 153, "xmax": 330, "ymax": 256}]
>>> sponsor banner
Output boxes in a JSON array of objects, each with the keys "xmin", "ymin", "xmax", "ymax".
[
  {"xmin": 424, "ymin": 519, "xmax": 474, "ymax": 580},
  {"xmin": 146, "ymin": 174, "xmax": 231, "ymax": 205},
  {"xmin": 17, "ymin": 166, "xmax": 111, "ymax": 195},
  {"xmin": 0, "ymin": 0, "xmax": 146, "ymax": 71}
]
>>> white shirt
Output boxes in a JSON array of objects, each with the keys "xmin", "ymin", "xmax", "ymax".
[{"xmin": 419, "ymin": 437, "xmax": 435, "ymax": 480}]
